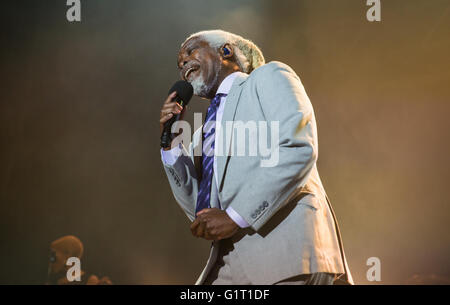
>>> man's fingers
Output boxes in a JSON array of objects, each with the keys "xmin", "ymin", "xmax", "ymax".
[
  {"xmin": 160, "ymin": 103, "xmax": 183, "ymax": 124},
  {"xmin": 159, "ymin": 91, "xmax": 182, "ymax": 141},
  {"xmin": 203, "ymin": 231, "xmax": 214, "ymax": 240},
  {"xmin": 196, "ymin": 208, "xmax": 212, "ymax": 216},
  {"xmin": 195, "ymin": 221, "xmax": 206, "ymax": 238},
  {"xmin": 159, "ymin": 113, "xmax": 174, "ymax": 124},
  {"xmin": 190, "ymin": 218, "xmax": 200, "ymax": 233},
  {"xmin": 162, "ymin": 101, "xmax": 182, "ymax": 111},
  {"xmin": 164, "ymin": 91, "xmax": 177, "ymax": 104},
  {"xmin": 191, "ymin": 217, "xmax": 206, "ymax": 237},
  {"xmin": 161, "ymin": 108, "xmax": 180, "ymax": 118},
  {"xmin": 161, "ymin": 102, "xmax": 182, "ymax": 116},
  {"xmin": 191, "ymin": 212, "xmax": 220, "ymax": 239}
]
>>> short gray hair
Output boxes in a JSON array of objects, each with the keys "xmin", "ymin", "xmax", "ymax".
[{"xmin": 183, "ymin": 30, "xmax": 265, "ymax": 73}]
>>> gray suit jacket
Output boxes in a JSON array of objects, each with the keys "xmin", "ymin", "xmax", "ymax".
[{"xmin": 162, "ymin": 61, "xmax": 354, "ymax": 285}]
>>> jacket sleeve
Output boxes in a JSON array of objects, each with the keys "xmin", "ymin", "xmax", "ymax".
[
  {"xmin": 161, "ymin": 137, "xmax": 199, "ymax": 221},
  {"xmin": 228, "ymin": 62, "xmax": 317, "ymax": 231}
]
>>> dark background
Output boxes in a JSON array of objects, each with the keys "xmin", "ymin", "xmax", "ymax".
[{"xmin": 1, "ymin": 0, "xmax": 449, "ymax": 284}]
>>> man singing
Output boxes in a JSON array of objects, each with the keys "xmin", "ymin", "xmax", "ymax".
[{"xmin": 159, "ymin": 30, "xmax": 353, "ymax": 285}]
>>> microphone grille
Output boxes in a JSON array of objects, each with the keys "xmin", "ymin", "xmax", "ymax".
[{"xmin": 169, "ymin": 80, "xmax": 194, "ymax": 105}]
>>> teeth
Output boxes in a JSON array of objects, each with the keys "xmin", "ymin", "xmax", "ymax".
[{"xmin": 185, "ymin": 67, "xmax": 195, "ymax": 79}]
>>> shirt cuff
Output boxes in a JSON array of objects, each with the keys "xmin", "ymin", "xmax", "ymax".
[
  {"xmin": 160, "ymin": 144, "xmax": 182, "ymax": 165},
  {"xmin": 226, "ymin": 207, "xmax": 250, "ymax": 228}
]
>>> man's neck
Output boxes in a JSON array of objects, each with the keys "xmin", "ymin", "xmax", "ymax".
[{"xmin": 208, "ymin": 67, "xmax": 241, "ymax": 99}]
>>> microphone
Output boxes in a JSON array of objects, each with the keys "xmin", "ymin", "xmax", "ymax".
[{"xmin": 160, "ymin": 80, "xmax": 193, "ymax": 148}]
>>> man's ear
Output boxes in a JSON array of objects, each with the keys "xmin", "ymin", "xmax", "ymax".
[{"xmin": 220, "ymin": 43, "xmax": 234, "ymax": 59}]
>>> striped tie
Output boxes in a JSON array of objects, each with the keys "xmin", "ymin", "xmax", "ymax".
[{"xmin": 195, "ymin": 93, "xmax": 226, "ymax": 215}]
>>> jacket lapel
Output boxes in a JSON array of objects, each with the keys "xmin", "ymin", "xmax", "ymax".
[{"xmin": 216, "ymin": 73, "xmax": 248, "ymax": 191}]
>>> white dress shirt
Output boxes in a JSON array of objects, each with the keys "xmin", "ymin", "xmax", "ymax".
[{"xmin": 161, "ymin": 72, "xmax": 250, "ymax": 228}]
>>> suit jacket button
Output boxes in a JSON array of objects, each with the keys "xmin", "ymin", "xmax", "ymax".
[
  {"xmin": 251, "ymin": 213, "xmax": 257, "ymax": 219},
  {"xmin": 263, "ymin": 201, "xmax": 269, "ymax": 208}
]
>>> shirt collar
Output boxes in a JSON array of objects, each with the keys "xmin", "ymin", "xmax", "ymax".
[{"xmin": 216, "ymin": 71, "xmax": 248, "ymax": 95}]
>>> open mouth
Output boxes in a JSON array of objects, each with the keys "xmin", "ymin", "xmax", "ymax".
[{"xmin": 184, "ymin": 66, "xmax": 199, "ymax": 80}]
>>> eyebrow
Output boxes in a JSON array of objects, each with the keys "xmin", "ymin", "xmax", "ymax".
[
  {"xmin": 189, "ymin": 44, "xmax": 197, "ymax": 51},
  {"xmin": 177, "ymin": 45, "xmax": 197, "ymax": 68}
]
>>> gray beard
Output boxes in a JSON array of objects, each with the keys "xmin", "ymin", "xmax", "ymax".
[
  {"xmin": 190, "ymin": 74, "xmax": 209, "ymax": 97},
  {"xmin": 190, "ymin": 66, "xmax": 221, "ymax": 98}
]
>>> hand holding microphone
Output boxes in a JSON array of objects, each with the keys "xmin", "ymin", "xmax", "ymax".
[{"xmin": 159, "ymin": 81, "xmax": 193, "ymax": 149}]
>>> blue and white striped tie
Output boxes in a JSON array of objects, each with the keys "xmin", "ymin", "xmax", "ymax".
[{"xmin": 195, "ymin": 93, "xmax": 226, "ymax": 215}]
